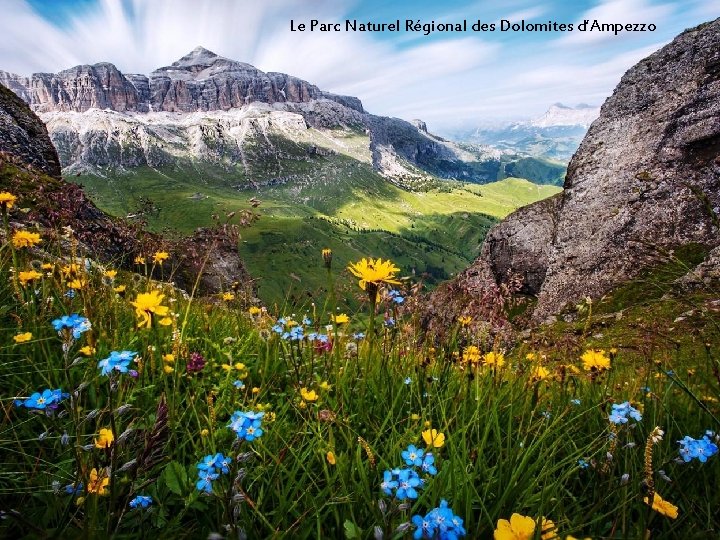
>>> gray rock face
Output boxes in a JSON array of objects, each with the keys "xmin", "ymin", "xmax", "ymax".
[
  {"xmin": 1, "ymin": 47, "xmax": 364, "ymax": 115},
  {"xmin": 426, "ymin": 18, "xmax": 720, "ymax": 323},
  {"xmin": 535, "ymin": 18, "xmax": 720, "ymax": 318},
  {"xmin": 0, "ymin": 84, "xmax": 61, "ymax": 177}
]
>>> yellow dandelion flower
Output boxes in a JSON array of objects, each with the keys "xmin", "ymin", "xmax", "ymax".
[
  {"xmin": 18, "ymin": 270, "xmax": 42, "ymax": 286},
  {"xmin": 326, "ymin": 451, "xmax": 336, "ymax": 465},
  {"xmin": 94, "ymin": 428, "xmax": 114, "ymax": 449},
  {"xmin": 163, "ymin": 365, "xmax": 174, "ymax": 374},
  {"xmin": 87, "ymin": 468, "xmax": 109, "ymax": 495},
  {"xmin": 248, "ymin": 306, "xmax": 261, "ymax": 315},
  {"xmin": 458, "ymin": 315, "xmax": 472, "ymax": 326},
  {"xmin": 0, "ymin": 191, "xmax": 17, "ymax": 209},
  {"xmin": 41, "ymin": 263, "xmax": 54, "ymax": 271},
  {"xmin": 130, "ymin": 291, "xmax": 170, "ymax": 328},
  {"xmin": 462, "ymin": 345, "xmax": 481, "ymax": 364},
  {"xmin": 410, "ymin": 413, "xmax": 421, "ymax": 421},
  {"xmin": 162, "ymin": 353, "xmax": 175, "ymax": 363},
  {"xmin": 532, "ymin": 366, "xmax": 550, "ymax": 380},
  {"xmin": 134, "ymin": 255, "xmax": 146, "ymax": 265},
  {"xmin": 79, "ymin": 346, "xmax": 96, "ymax": 356},
  {"xmin": 113, "ymin": 284, "xmax": 126, "ymax": 293},
  {"xmin": 13, "ymin": 332, "xmax": 33, "ymax": 344},
  {"xmin": 526, "ymin": 353, "xmax": 537, "ymax": 361},
  {"xmin": 347, "ymin": 257, "xmax": 401, "ymax": 291},
  {"xmin": 581, "ymin": 349, "xmax": 611, "ymax": 371},
  {"xmin": 12, "ymin": 230, "xmax": 41, "ymax": 248},
  {"xmin": 331, "ymin": 313, "xmax": 350, "ymax": 324},
  {"xmin": 322, "ymin": 248, "xmax": 332, "ymax": 268},
  {"xmin": 152, "ymin": 251, "xmax": 169, "ymax": 264},
  {"xmin": 104, "ymin": 269, "xmax": 117, "ymax": 279},
  {"xmin": 252, "ymin": 387, "xmax": 260, "ymax": 394},
  {"xmin": 222, "ymin": 292, "xmax": 235, "ymax": 301},
  {"xmin": 422, "ymin": 429, "xmax": 445, "ymax": 448},
  {"xmin": 644, "ymin": 492, "xmax": 679, "ymax": 519},
  {"xmin": 68, "ymin": 278, "xmax": 87, "ymax": 289},
  {"xmin": 61, "ymin": 263, "xmax": 81, "ymax": 277},
  {"xmin": 483, "ymin": 352, "xmax": 506, "ymax": 368},
  {"xmin": 158, "ymin": 316, "xmax": 173, "ymax": 326},
  {"xmin": 300, "ymin": 388, "xmax": 319, "ymax": 402}
]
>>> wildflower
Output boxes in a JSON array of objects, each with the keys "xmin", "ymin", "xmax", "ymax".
[
  {"xmin": 483, "ymin": 352, "xmax": 505, "ymax": 368},
  {"xmin": 196, "ymin": 470, "xmax": 219, "ymax": 493},
  {"xmin": 87, "ymin": 468, "xmax": 109, "ymax": 495},
  {"xmin": 221, "ymin": 292, "xmax": 235, "ymax": 301},
  {"xmin": 52, "ymin": 314, "xmax": 91, "ymax": 339},
  {"xmin": 130, "ymin": 291, "xmax": 170, "ymax": 328},
  {"xmin": 581, "ymin": 349, "xmax": 611, "ymax": 371},
  {"xmin": 18, "ymin": 270, "xmax": 42, "ymax": 286},
  {"xmin": 300, "ymin": 388, "xmax": 319, "ymax": 402},
  {"xmin": 347, "ymin": 257, "xmax": 401, "ymax": 291},
  {"xmin": 319, "ymin": 380, "xmax": 332, "ymax": 391},
  {"xmin": 16, "ymin": 388, "xmax": 69, "ymax": 410},
  {"xmin": 380, "ymin": 470, "xmax": 398, "ymax": 496},
  {"xmin": 134, "ymin": 255, "xmax": 145, "ymax": 265},
  {"xmin": 412, "ymin": 500, "xmax": 466, "ymax": 539},
  {"xmin": 94, "ymin": 428, "xmax": 114, "ymax": 449},
  {"xmin": 677, "ymin": 434, "xmax": 718, "ymax": 463},
  {"xmin": 395, "ymin": 468, "xmax": 422, "ymax": 500},
  {"xmin": 331, "ymin": 313, "xmax": 350, "ymax": 324},
  {"xmin": 79, "ymin": 346, "xmax": 95, "ymax": 356},
  {"xmin": 643, "ymin": 492, "xmax": 679, "ymax": 519},
  {"xmin": 421, "ymin": 453, "xmax": 437, "ymax": 475},
  {"xmin": 152, "ymin": 251, "xmax": 169, "ymax": 264},
  {"xmin": 493, "ymin": 513, "xmax": 557, "ymax": 540},
  {"xmin": 352, "ymin": 332, "xmax": 365, "ymax": 340},
  {"xmin": 531, "ymin": 366, "xmax": 550, "ymax": 380},
  {"xmin": 326, "ymin": 451, "xmax": 336, "ymax": 465},
  {"xmin": 228, "ymin": 411, "xmax": 265, "ymax": 442},
  {"xmin": 422, "ymin": 429, "xmax": 445, "ymax": 448},
  {"xmin": 104, "ymin": 269, "xmax": 117, "ymax": 279},
  {"xmin": 129, "ymin": 495, "xmax": 152, "ymax": 509},
  {"xmin": 12, "ymin": 230, "xmax": 41, "ymax": 248},
  {"xmin": 98, "ymin": 350, "xmax": 137, "ymax": 376},
  {"xmin": 248, "ymin": 306, "xmax": 262, "ymax": 316},
  {"xmin": 187, "ymin": 352, "xmax": 206, "ymax": 373},
  {"xmin": 404, "ymin": 377, "xmax": 412, "ymax": 385},
  {"xmin": 458, "ymin": 315, "xmax": 472, "ymax": 326},
  {"xmin": 200, "ymin": 429, "xmax": 209, "ymax": 437},
  {"xmin": 462, "ymin": 345, "xmax": 481, "ymax": 364},
  {"xmin": 384, "ymin": 317, "xmax": 395, "ymax": 328},
  {"xmin": 113, "ymin": 284, "xmax": 126, "ymax": 293},
  {"xmin": 13, "ymin": 332, "xmax": 33, "ymax": 344},
  {"xmin": 158, "ymin": 316, "xmax": 173, "ymax": 326},
  {"xmin": 387, "ymin": 289, "xmax": 405, "ymax": 304},
  {"xmin": 64, "ymin": 482, "xmax": 83, "ymax": 495},
  {"xmin": 233, "ymin": 380, "xmax": 245, "ymax": 389},
  {"xmin": 402, "ymin": 444, "xmax": 425, "ymax": 467},
  {"xmin": 283, "ymin": 325, "xmax": 304, "ymax": 341},
  {"xmin": 570, "ymin": 399, "xmax": 581, "ymax": 406},
  {"xmin": 0, "ymin": 191, "xmax": 17, "ymax": 210},
  {"xmin": 608, "ymin": 402, "xmax": 642, "ymax": 424},
  {"xmin": 578, "ymin": 459, "xmax": 589, "ymax": 469},
  {"xmin": 322, "ymin": 248, "xmax": 332, "ymax": 268},
  {"xmin": 163, "ymin": 353, "xmax": 175, "ymax": 363}
]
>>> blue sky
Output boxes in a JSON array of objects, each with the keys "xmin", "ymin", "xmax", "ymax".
[{"xmin": 2, "ymin": 0, "xmax": 718, "ymax": 129}]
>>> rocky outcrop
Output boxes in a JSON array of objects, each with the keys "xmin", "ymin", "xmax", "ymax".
[
  {"xmin": 535, "ymin": 17, "xmax": 720, "ymax": 318},
  {"xmin": 430, "ymin": 18, "xmax": 720, "ymax": 323},
  {"xmin": 0, "ymin": 84, "xmax": 61, "ymax": 178}
]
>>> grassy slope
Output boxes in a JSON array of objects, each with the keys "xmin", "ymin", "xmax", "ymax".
[{"xmin": 72, "ymin": 129, "xmax": 560, "ymax": 304}]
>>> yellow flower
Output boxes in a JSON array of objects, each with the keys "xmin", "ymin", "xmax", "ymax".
[
  {"xmin": 152, "ymin": 251, "xmax": 169, "ymax": 264},
  {"xmin": 94, "ymin": 428, "xmax": 114, "ymax": 449},
  {"xmin": 163, "ymin": 365, "xmax": 175, "ymax": 374},
  {"xmin": 644, "ymin": 492, "xmax": 679, "ymax": 519},
  {"xmin": 0, "ymin": 191, "xmax": 17, "ymax": 209},
  {"xmin": 326, "ymin": 451, "xmax": 336, "ymax": 465},
  {"xmin": 18, "ymin": 270, "xmax": 42, "ymax": 285},
  {"xmin": 11, "ymin": 230, "xmax": 41, "ymax": 248},
  {"xmin": 531, "ymin": 366, "xmax": 550, "ymax": 380},
  {"xmin": 158, "ymin": 317, "xmax": 173, "ymax": 326},
  {"xmin": 87, "ymin": 468, "xmax": 109, "ymax": 495},
  {"xmin": 130, "ymin": 291, "xmax": 170, "ymax": 328},
  {"xmin": 462, "ymin": 345, "xmax": 481, "ymax": 364},
  {"xmin": 331, "ymin": 313, "xmax": 350, "ymax": 324},
  {"xmin": 458, "ymin": 315, "xmax": 472, "ymax": 326},
  {"xmin": 200, "ymin": 429, "xmax": 209, "ymax": 437},
  {"xmin": 41, "ymin": 263, "xmax": 54, "ymax": 271},
  {"xmin": 252, "ymin": 387, "xmax": 260, "ymax": 394},
  {"xmin": 526, "ymin": 353, "xmax": 537, "ymax": 361},
  {"xmin": 163, "ymin": 353, "xmax": 175, "ymax": 363},
  {"xmin": 61, "ymin": 263, "xmax": 81, "ymax": 277},
  {"xmin": 134, "ymin": 255, "xmax": 146, "ymax": 265},
  {"xmin": 483, "ymin": 352, "xmax": 506, "ymax": 368},
  {"xmin": 410, "ymin": 413, "xmax": 421, "ymax": 421},
  {"xmin": 422, "ymin": 429, "xmax": 445, "ymax": 448},
  {"xmin": 494, "ymin": 514, "xmax": 557, "ymax": 540},
  {"xmin": 113, "ymin": 285, "xmax": 126, "ymax": 293},
  {"xmin": 319, "ymin": 381, "xmax": 332, "ymax": 391},
  {"xmin": 68, "ymin": 278, "xmax": 87, "ymax": 289},
  {"xmin": 104, "ymin": 269, "xmax": 117, "ymax": 279},
  {"xmin": 13, "ymin": 332, "xmax": 33, "ymax": 343},
  {"xmin": 300, "ymin": 388, "xmax": 318, "ymax": 402},
  {"xmin": 222, "ymin": 292, "xmax": 235, "ymax": 301},
  {"xmin": 347, "ymin": 257, "xmax": 401, "ymax": 291},
  {"xmin": 79, "ymin": 346, "xmax": 96, "ymax": 356},
  {"xmin": 248, "ymin": 306, "xmax": 261, "ymax": 315},
  {"xmin": 581, "ymin": 349, "xmax": 611, "ymax": 371},
  {"xmin": 322, "ymin": 248, "xmax": 332, "ymax": 268}
]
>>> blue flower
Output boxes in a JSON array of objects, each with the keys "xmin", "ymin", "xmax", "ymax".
[
  {"xmin": 271, "ymin": 324, "xmax": 284, "ymax": 334},
  {"xmin": 412, "ymin": 514, "xmax": 435, "ymax": 539},
  {"xmin": 302, "ymin": 316, "xmax": 312, "ymax": 326},
  {"xmin": 352, "ymin": 332, "xmax": 365, "ymax": 340},
  {"xmin": 233, "ymin": 380, "xmax": 246, "ymax": 389},
  {"xmin": 388, "ymin": 289, "xmax": 405, "ymax": 304},
  {"xmin": 570, "ymin": 398, "xmax": 581, "ymax": 405},
  {"xmin": 17, "ymin": 388, "xmax": 68, "ymax": 410},
  {"xmin": 197, "ymin": 453, "xmax": 221, "ymax": 472},
  {"xmin": 384, "ymin": 317, "xmax": 395, "ymax": 328},
  {"xmin": 402, "ymin": 444, "xmax": 425, "ymax": 467},
  {"xmin": 421, "ymin": 453, "xmax": 437, "ymax": 475},
  {"xmin": 64, "ymin": 482, "xmax": 83, "ymax": 495},
  {"xmin": 228, "ymin": 410, "xmax": 265, "ymax": 442},
  {"xmin": 412, "ymin": 500, "xmax": 466, "ymax": 539},
  {"xmin": 404, "ymin": 377, "xmax": 412, "ymax": 385},
  {"xmin": 380, "ymin": 470, "xmax": 398, "ymax": 496},
  {"xmin": 395, "ymin": 468, "xmax": 421, "ymax": 500},
  {"xmin": 52, "ymin": 313, "xmax": 91, "ymax": 339},
  {"xmin": 678, "ymin": 434, "xmax": 719, "ymax": 463},
  {"xmin": 578, "ymin": 459, "xmax": 589, "ymax": 469},
  {"xmin": 608, "ymin": 401, "xmax": 642, "ymax": 424},
  {"xmin": 196, "ymin": 470, "xmax": 218, "ymax": 493},
  {"xmin": 129, "ymin": 495, "xmax": 153, "ymax": 509},
  {"xmin": 64, "ymin": 289, "xmax": 76, "ymax": 299},
  {"xmin": 98, "ymin": 350, "xmax": 137, "ymax": 376}
]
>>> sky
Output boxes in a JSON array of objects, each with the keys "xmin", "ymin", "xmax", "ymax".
[{"xmin": 0, "ymin": 0, "xmax": 718, "ymax": 130}]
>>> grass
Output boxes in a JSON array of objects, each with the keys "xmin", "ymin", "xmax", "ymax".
[{"xmin": 1, "ymin": 197, "xmax": 719, "ymax": 538}]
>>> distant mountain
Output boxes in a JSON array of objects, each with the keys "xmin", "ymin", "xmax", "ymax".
[{"xmin": 444, "ymin": 103, "xmax": 600, "ymax": 162}]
